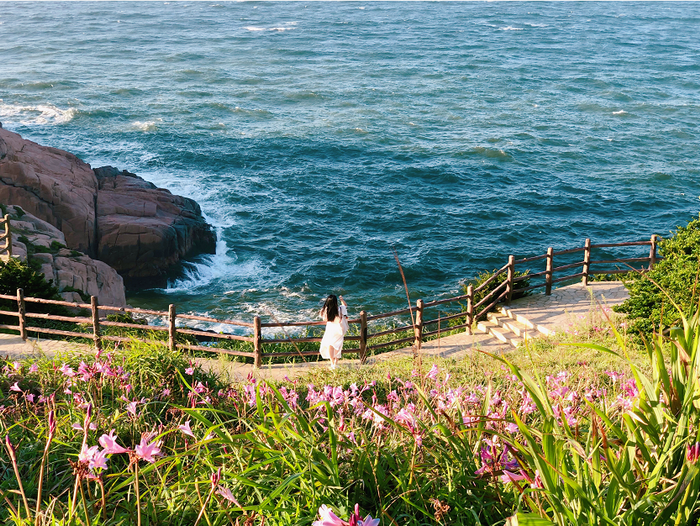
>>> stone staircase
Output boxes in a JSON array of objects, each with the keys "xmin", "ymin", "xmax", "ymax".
[
  {"xmin": 474, "ymin": 282, "xmax": 630, "ymax": 349},
  {"xmin": 476, "ymin": 305, "xmax": 554, "ymax": 348}
]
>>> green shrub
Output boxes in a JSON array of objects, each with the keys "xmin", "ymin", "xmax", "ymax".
[
  {"xmin": 50, "ymin": 240, "xmax": 67, "ymax": 252},
  {"xmin": 0, "ymin": 258, "xmax": 78, "ymax": 335},
  {"xmin": 0, "ymin": 257, "xmax": 60, "ymax": 299},
  {"xmin": 615, "ymin": 214, "xmax": 700, "ymax": 338}
]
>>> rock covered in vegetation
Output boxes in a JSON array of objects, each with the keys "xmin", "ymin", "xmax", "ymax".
[
  {"xmin": 0, "ymin": 128, "xmax": 216, "ymax": 289},
  {"xmin": 5, "ymin": 205, "xmax": 126, "ymax": 306}
]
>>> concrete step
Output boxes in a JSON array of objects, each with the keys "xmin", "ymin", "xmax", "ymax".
[
  {"xmin": 476, "ymin": 320, "xmax": 509, "ymax": 344},
  {"xmin": 498, "ymin": 305, "xmax": 554, "ymax": 337},
  {"xmin": 502, "ymin": 319, "xmax": 529, "ymax": 338},
  {"xmin": 477, "ymin": 317, "xmax": 524, "ymax": 349}
]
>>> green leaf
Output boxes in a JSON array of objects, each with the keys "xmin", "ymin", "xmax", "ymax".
[{"xmin": 505, "ymin": 512, "xmax": 557, "ymax": 526}]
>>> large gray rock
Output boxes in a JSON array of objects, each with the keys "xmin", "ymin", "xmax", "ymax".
[{"xmin": 0, "ymin": 128, "xmax": 216, "ymax": 291}]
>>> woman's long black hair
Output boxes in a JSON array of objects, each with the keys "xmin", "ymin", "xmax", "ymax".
[{"xmin": 321, "ymin": 294, "xmax": 339, "ymax": 322}]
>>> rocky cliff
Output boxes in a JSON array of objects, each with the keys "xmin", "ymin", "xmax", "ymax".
[
  {"xmin": 3, "ymin": 205, "xmax": 126, "ymax": 306},
  {"xmin": 0, "ymin": 127, "xmax": 216, "ymax": 296}
]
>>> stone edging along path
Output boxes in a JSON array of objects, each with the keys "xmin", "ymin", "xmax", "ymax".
[{"xmin": 0, "ymin": 282, "xmax": 629, "ymax": 382}]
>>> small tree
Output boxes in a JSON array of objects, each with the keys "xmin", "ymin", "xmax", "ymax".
[
  {"xmin": 0, "ymin": 258, "xmax": 60, "ymax": 299},
  {"xmin": 0, "ymin": 258, "xmax": 67, "ymax": 324}
]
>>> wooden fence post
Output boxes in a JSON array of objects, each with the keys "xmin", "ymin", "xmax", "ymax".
[
  {"xmin": 506, "ymin": 255, "xmax": 515, "ymax": 305},
  {"xmin": 413, "ymin": 299, "xmax": 424, "ymax": 355},
  {"xmin": 3, "ymin": 214, "xmax": 11, "ymax": 259},
  {"xmin": 359, "ymin": 311, "xmax": 368, "ymax": 364},
  {"xmin": 545, "ymin": 247, "xmax": 554, "ymax": 296},
  {"xmin": 168, "ymin": 304, "xmax": 177, "ymax": 352},
  {"xmin": 17, "ymin": 288, "xmax": 26, "ymax": 340},
  {"xmin": 466, "ymin": 284, "xmax": 474, "ymax": 334},
  {"xmin": 582, "ymin": 238, "xmax": 591, "ymax": 286},
  {"xmin": 253, "ymin": 316, "xmax": 262, "ymax": 368},
  {"xmin": 649, "ymin": 234, "xmax": 657, "ymax": 269},
  {"xmin": 91, "ymin": 296, "xmax": 102, "ymax": 352}
]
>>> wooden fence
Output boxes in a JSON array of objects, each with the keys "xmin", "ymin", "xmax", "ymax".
[
  {"xmin": 0, "ymin": 233, "xmax": 659, "ymax": 367},
  {"xmin": 0, "ymin": 214, "xmax": 11, "ymax": 261}
]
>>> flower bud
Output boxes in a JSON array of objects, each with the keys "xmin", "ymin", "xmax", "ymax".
[
  {"xmin": 4, "ymin": 434, "xmax": 15, "ymax": 456},
  {"xmin": 211, "ymin": 467, "xmax": 222, "ymax": 487},
  {"xmin": 48, "ymin": 410, "xmax": 56, "ymax": 438}
]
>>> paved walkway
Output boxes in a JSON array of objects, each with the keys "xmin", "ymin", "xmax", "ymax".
[
  {"xmin": 502, "ymin": 281, "xmax": 628, "ymax": 336},
  {"xmin": 0, "ymin": 282, "xmax": 628, "ymax": 381}
]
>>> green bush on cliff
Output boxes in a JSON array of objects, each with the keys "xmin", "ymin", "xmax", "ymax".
[
  {"xmin": 0, "ymin": 257, "xmax": 60, "ymax": 299},
  {"xmin": 615, "ymin": 213, "xmax": 700, "ymax": 337},
  {"xmin": 0, "ymin": 258, "xmax": 77, "ymax": 335}
]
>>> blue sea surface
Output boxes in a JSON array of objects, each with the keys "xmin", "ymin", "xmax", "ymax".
[{"xmin": 1, "ymin": 2, "xmax": 699, "ymax": 323}]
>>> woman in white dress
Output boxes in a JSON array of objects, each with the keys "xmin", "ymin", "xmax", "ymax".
[{"xmin": 319, "ymin": 294, "xmax": 349, "ymax": 370}]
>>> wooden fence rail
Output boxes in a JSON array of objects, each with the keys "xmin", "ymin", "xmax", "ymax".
[
  {"xmin": 0, "ymin": 214, "xmax": 12, "ymax": 261},
  {"xmin": 0, "ymin": 233, "xmax": 660, "ymax": 367}
]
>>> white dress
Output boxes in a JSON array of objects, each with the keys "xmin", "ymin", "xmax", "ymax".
[{"xmin": 320, "ymin": 304, "xmax": 348, "ymax": 360}]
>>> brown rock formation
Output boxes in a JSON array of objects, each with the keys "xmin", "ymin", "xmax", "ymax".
[
  {"xmin": 6, "ymin": 206, "xmax": 126, "ymax": 306},
  {"xmin": 0, "ymin": 127, "xmax": 216, "ymax": 291},
  {"xmin": 94, "ymin": 166, "xmax": 216, "ymax": 287},
  {"xmin": 0, "ymin": 128, "xmax": 98, "ymax": 254}
]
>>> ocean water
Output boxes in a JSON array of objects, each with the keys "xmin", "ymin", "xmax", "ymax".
[{"xmin": 1, "ymin": 1, "xmax": 699, "ymax": 323}]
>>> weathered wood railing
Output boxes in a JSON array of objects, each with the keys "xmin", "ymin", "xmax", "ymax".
[
  {"xmin": 0, "ymin": 236, "xmax": 659, "ymax": 367},
  {"xmin": 0, "ymin": 214, "xmax": 12, "ymax": 261}
]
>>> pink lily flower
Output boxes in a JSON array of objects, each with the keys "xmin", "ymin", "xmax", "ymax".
[
  {"xmin": 89, "ymin": 449, "xmax": 109, "ymax": 470},
  {"xmin": 500, "ymin": 470, "xmax": 527, "ymax": 484},
  {"xmin": 79, "ymin": 444, "xmax": 99, "ymax": 464},
  {"xmin": 216, "ymin": 485, "xmax": 243, "ymax": 507},
  {"xmin": 59, "ymin": 364, "xmax": 75, "ymax": 377},
  {"xmin": 426, "ymin": 364, "xmax": 439, "ymax": 380},
  {"xmin": 126, "ymin": 401, "xmax": 139, "ymax": 416},
  {"xmin": 313, "ymin": 505, "xmax": 345, "ymax": 526},
  {"xmin": 9, "ymin": 382, "xmax": 22, "ymax": 393},
  {"xmin": 98, "ymin": 430, "xmax": 129, "ymax": 454},
  {"xmin": 178, "ymin": 420, "xmax": 195, "ymax": 438},
  {"xmin": 135, "ymin": 436, "xmax": 162, "ymax": 463}
]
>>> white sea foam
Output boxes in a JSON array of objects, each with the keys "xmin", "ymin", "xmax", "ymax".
[
  {"xmin": 132, "ymin": 119, "xmax": 161, "ymax": 132},
  {"xmin": 612, "ymin": 110, "xmax": 627, "ymax": 115},
  {"xmin": 0, "ymin": 101, "xmax": 77, "ymax": 125},
  {"xmin": 241, "ymin": 301, "xmax": 313, "ymax": 328},
  {"xmin": 279, "ymin": 286, "xmax": 304, "ymax": 299},
  {"xmin": 165, "ymin": 228, "xmax": 269, "ymax": 293},
  {"xmin": 245, "ymin": 22, "xmax": 296, "ymax": 32},
  {"xmin": 500, "ymin": 26, "xmax": 523, "ymax": 31}
]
